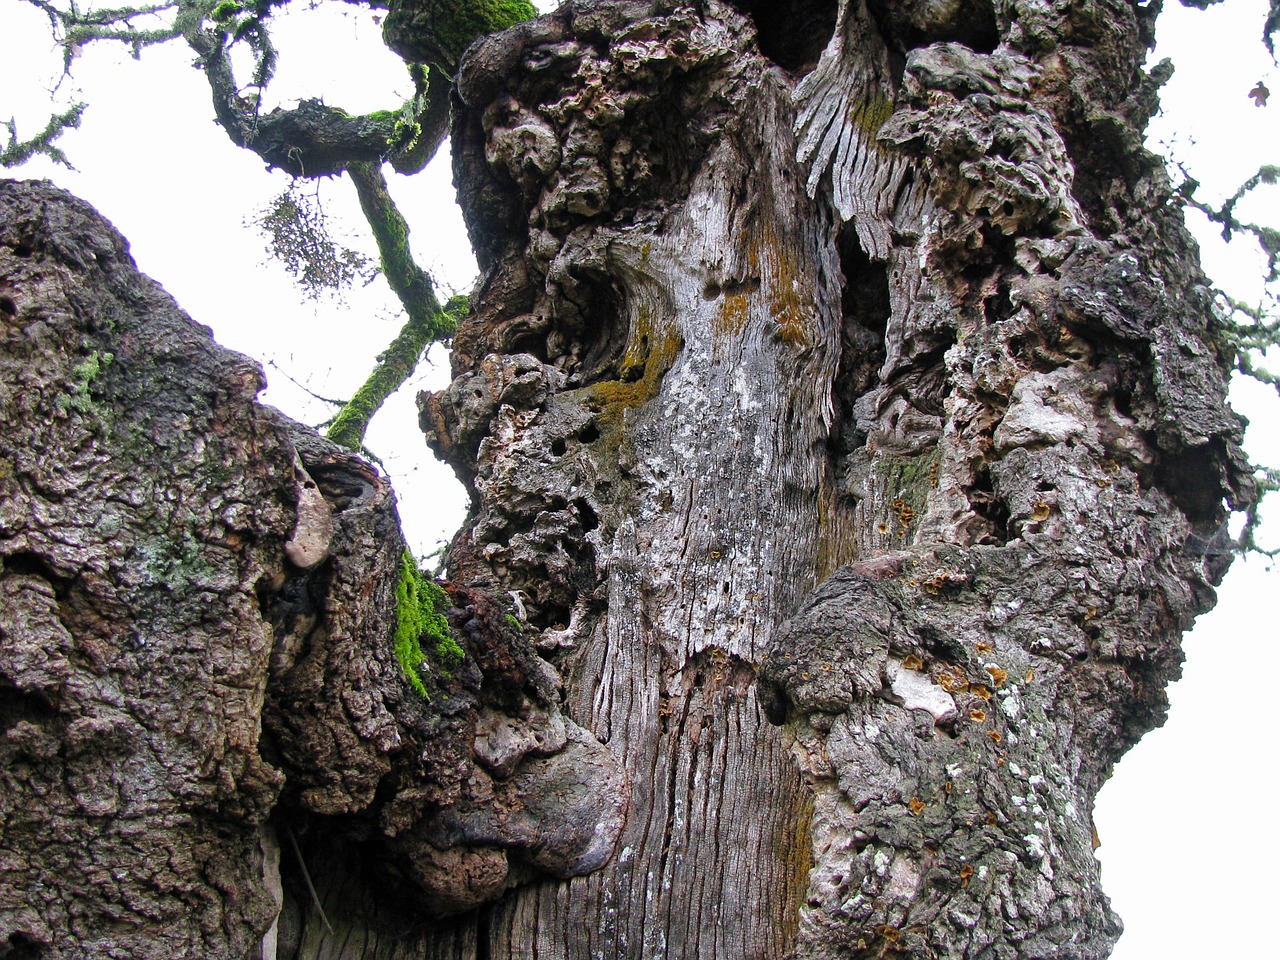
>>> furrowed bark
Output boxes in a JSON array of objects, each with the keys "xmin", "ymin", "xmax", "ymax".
[
  {"xmin": 1, "ymin": 0, "xmax": 1257, "ymax": 955},
  {"xmin": 418, "ymin": 0, "xmax": 1253, "ymax": 957}
]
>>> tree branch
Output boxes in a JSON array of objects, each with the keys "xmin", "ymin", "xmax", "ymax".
[
  {"xmin": 1, "ymin": 104, "xmax": 88, "ymax": 169},
  {"xmin": 326, "ymin": 161, "xmax": 465, "ymax": 450}
]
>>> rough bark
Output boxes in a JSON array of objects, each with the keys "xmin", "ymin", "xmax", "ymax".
[
  {"xmin": 417, "ymin": 0, "xmax": 1253, "ymax": 958},
  {"xmin": 0, "ymin": 179, "xmax": 625, "ymax": 960},
  {"xmin": 0, "ymin": 0, "xmax": 1257, "ymax": 955}
]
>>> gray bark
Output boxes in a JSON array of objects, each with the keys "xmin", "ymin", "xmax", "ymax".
[
  {"xmin": 0, "ymin": 0, "xmax": 1256, "ymax": 956},
  {"xmin": 420, "ymin": 0, "xmax": 1252, "ymax": 957}
]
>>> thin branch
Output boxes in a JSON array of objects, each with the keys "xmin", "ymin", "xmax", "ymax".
[
  {"xmin": 1182, "ymin": 165, "xmax": 1280, "ymax": 281},
  {"xmin": 264, "ymin": 359, "xmax": 349, "ymax": 407},
  {"xmin": 283, "ymin": 823, "xmax": 334, "ymax": 935},
  {"xmin": 326, "ymin": 161, "xmax": 465, "ymax": 451},
  {"xmin": 1, "ymin": 103, "xmax": 88, "ymax": 168}
]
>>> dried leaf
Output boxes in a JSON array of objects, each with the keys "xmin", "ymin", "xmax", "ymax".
[{"xmin": 1250, "ymin": 81, "xmax": 1270, "ymax": 107}]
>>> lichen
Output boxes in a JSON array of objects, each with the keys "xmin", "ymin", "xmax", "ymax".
[
  {"xmin": 751, "ymin": 224, "xmax": 811, "ymax": 348},
  {"xmin": 714, "ymin": 292, "xmax": 750, "ymax": 338},
  {"xmin": 848, "ymin": 93, "xmax": 895, "ymax": 141},
  {"xmin": 394, "ymin": 550, "xmax": 464, "ymax": 696},
  {"xmin": 580, "ymin": 304, "xmax": 682, "ymax": 433},
  {"xmin": 783, "ymin": 787, "xmax": 816, "ymax": 945}
]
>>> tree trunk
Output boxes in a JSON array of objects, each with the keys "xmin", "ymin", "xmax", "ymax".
[
  {"xmin": 422, "ymin": 0, "xmax": 1252, "ymax": 957},
  {"xmin": 0, "ymin": 0, "xmax": 1255, "ymax": 957},
  {"xmin": 0, "ymin": 181, "xmax": 626, "ymax": 959}
]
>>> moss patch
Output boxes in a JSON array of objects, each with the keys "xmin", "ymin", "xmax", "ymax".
[
  {"xmin": 57, "ymin": 350, "xmax": 113, "ymax": 415},
  {"xmin": 394, "ymin": 550, "xmax": 464, "ymax": 696},
  {"xmin": 431, "ymin": 0, "xmax": 538, "ymax": 64},
  {"xmin": 847, "ymin": 93, "xmax": 895, "ymax": 140},
  {"xmin": 873, "ymin": 448, "xmax": 942, "ymax": 545}
]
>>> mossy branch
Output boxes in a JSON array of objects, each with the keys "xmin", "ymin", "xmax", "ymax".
[
  {"xmin": 383, "ymin": 0, "xmax": 538, "ymax": 72},
  {"xmin": 1181, "ymin": 166, "xmax": 1280, "ymax": 281},
  {"xmin": 326, "ymin": 161, "xmax": 467, "ymax": 451},
  {"xmin": 1, "ymin": 104, "xmax": 87, "ymax": 169}
]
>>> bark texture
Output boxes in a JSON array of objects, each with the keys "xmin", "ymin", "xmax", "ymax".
[
  {"xmin": 0, "ymin": 179, "xmax": 625, "ymax": 960},
  {"xmin": 0, "ymin": 0, "xmax": 1256, "ymax": 954},
  {"xmin": 418, "ymin": 0, "xmax": 1253, "ymax": 958}
]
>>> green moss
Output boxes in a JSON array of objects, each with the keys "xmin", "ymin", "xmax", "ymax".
[
  {"xmin": 394, "ymin": 550, "xmax": 463, "ymax": 696},
  {"xmin": 872, "ymin": 449, "xmax": 941, "ymax": 544},
  {"xmin": 848, "ymin": 93, "xmax": 896, "ymax": 140},
  {"xmin": 432, "ymin": 0, "xmax": 537, "ymax": 61},
  {"xmin": 57, "ymin": 350, "xmax": 113, "ymax": 415},
  {"xmin": 210, "ymin": 0, "xmax": 242, "ymax": 23}
]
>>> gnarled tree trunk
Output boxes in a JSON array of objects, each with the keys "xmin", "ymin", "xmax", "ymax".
[
  {"xmin": 0, "ymin": 0, "xmax": 1254, "ymax": 958},
  {"xmin": 421, "ymin": 0, "xmax": 1251, "ymax": 957}
]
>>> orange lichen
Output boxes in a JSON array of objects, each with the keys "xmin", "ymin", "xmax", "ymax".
[
  {"xmin": 877, "ymin": 925, "xmax": 902, "ymax": 942},
  {"xmin": 891, "ymin": 497, "xmax": 915, "ymax": 527},
  {"xmin": 783, "ymin": 788, "xmax": 816, "ymax": 944},
  {"xmin": 920, "ymin": 569, "xmax": 964, "ymax": 595},
  {"xmin": 908, "ymin": 797, "xmax": 926, "ymax": 816},
  {"xmin": 937, "ymin": 670, "xmax": 970, "ymax": 693},
  {"xmin": 903, "ymin": 654, "xmax": 924, "ymax": 671},
  {"xmin": 715, "ymin": 292, "xmax": 750, "ymax": 338},
  {"xmin": 985, "ymin": 666, "xmax": 1008, "ymax": 688},
  {"xmin": 750, "ymin": 222, "xmax": 812, "ymax": 349},
  {"xmin": 582, "ymin": 304, "xmax": 681, "ymax": 431}
]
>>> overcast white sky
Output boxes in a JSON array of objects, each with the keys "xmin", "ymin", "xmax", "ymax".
[{"xmin": 2, "ymin": 0, "xmax": 1277, "ymax": 955}]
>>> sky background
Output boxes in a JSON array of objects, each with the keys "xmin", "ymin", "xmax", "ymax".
[{"xmin": 2, "ymin": 0, "xmax": 1277, "ymax": 955}]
